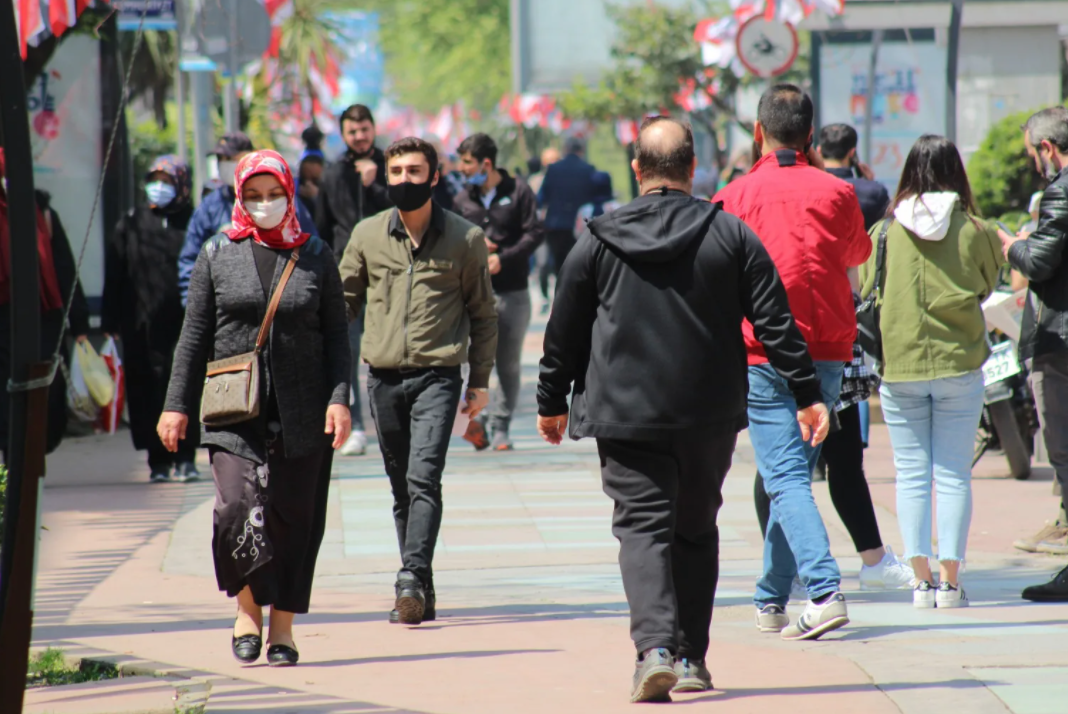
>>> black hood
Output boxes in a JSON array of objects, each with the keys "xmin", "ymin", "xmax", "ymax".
[{"xmin": 587, "ymin": 189, "xmax": 719, "ymax": 263}]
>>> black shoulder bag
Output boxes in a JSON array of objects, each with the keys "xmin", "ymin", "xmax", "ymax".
[{"xmin": 856, "ymin": 219, "xmax": 891, "ymax": 360}]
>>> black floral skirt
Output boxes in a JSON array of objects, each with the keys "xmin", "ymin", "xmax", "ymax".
[{"xmin": 209, "ymin": 429, "xmax": 332, "ymax": 614}]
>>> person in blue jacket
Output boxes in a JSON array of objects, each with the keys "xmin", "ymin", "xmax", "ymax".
[{"xmin": 178, "ymin": 132, "xmax": 318, "ymax": 304}]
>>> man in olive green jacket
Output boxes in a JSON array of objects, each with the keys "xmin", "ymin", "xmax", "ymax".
[{"xmin": 339, "ymin": 137, "xmax": 497, "ymax": 626}]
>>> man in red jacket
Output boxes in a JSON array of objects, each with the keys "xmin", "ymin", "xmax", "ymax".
[{"xmin": 715, "ymin": 84, "xmax": 872, "ymax": 640}]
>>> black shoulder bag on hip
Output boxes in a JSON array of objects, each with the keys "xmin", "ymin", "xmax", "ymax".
[{"xmin": 856, "ymin": 219, "xmax": 891, "ymax": 360}]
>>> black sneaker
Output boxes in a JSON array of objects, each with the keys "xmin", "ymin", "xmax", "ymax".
[
  {"xmin": 673, "ymin": 657, "xmax": 713, "ymax": 692},
  {"xmin": 1021, "ymin": 565, "xmax": 1068, "ymax": 602},
  {"xmin": 173, "ymin": 461, "xmax": 201, "ymax": 483},
  {"xmin": 149, "ymin": 468, "xmax": 172, "ymax": 484},
  {"xmin": 390, "ymin": 584, "xmax": 436, "ymax": 623},
  {"xmin": 394, "ymin": 572, "xmax": 426, "ymax": 625},
  {"xmin": 631, "ymin": 648, "xmax": 677, "ymax": 703}
]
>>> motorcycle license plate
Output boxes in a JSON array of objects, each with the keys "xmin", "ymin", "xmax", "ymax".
[{"xmin": 982, "ymin": 342, "xmax": 1021, "ymax": 386}]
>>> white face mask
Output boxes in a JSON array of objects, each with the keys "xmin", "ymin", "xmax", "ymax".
[
  {"xmin": 218, "ymin": 160, "xmax": 238, "ymax": 182},
  {"xmin": 248, "ymin": 197, "xmax": 288, "ymax": 230}
]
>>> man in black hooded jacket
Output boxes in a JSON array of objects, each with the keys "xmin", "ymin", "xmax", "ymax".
[{"xmin": 536, "ymin": 117, "xmax": 829, "ymax": 703}]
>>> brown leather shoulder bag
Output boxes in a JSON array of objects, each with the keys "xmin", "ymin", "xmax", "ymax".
[{"xmin": 201, "ymin": 246, "xmax": 300, "ymax": 426}]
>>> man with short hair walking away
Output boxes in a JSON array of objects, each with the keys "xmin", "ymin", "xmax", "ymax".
[
  {"xmin": 715, "ymin": 84, "xmax": 871, "ymax": 639},
  {"xmin": 1001, "ymin": 106, "xmax": 1068, "ymax": 600},
  {"xmin": 453, "ymin": 133, "xmax": 542, "ymax": 451},
  {"xmin": 339, "ymin": 137, "xmax": 498, "ymax": 625},
  {"xmin": 818, "ymin": 123, "xmax": 891, "ymax": 230},
  {"xmin": 538, "ymin": 117, "xmax": 828, "ymax": 703},
  {"xmin": 538, "ymin": 137, "xmax": 595, "ymax": 273}
]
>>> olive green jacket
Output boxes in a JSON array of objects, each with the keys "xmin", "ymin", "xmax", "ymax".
[
  {"xmin": 339, "ymin": 204, "xmax": 498, "ymax": 388},
  {"xmin": 860, "ymin": 207, "xmax": 1004, "ymax": 382}
]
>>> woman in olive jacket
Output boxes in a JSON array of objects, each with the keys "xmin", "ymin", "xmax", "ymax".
[
  {"xmin": 159, "ymin": 150, "xmax": 350, "ymax": 666},
  {"xmin": 860, "ymin": 135, "xmax": 1004, "ymax": 610}
]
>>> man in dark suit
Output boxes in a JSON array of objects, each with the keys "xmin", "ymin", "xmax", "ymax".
[
  {"xmin": 818, "ymin": 124, "xmax": 890, "ymax": 230},
  {"xmin": 537, "ymin": 136, "xmax": 595, "ymax": 274}
]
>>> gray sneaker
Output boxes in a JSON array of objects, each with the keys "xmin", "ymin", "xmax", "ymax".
[
  {"xmin": 755, "ymin": 604, "xmax": 790, "ymax": 633},
  {"xmin": 781, "ymin": 592, "xmax": 849, "ymax": 641},
  {"xmin": 673, "ymin": 658, "xmax": 713, "ymax": 693},
  {"xmin": 631, "ymin": 648, "xmax": 677, "ymax": 703}
]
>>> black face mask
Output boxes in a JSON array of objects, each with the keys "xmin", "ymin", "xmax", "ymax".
[{"xmin": 388, "ymin": 179, "xmax": 433, "ymax": 212}]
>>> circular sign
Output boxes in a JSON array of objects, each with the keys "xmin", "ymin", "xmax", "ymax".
[{"xmin": 735, "ymin": 16, "xmax": 799, "ymax": 78}]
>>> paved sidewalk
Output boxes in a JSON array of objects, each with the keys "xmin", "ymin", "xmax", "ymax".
[{"xmin": 28, "ymin": 298, "xmax": 1068, "ymax": 712}]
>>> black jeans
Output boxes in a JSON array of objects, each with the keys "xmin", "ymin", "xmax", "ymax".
[
  {"xmin": 754, "ymin": 403, "xmax": 883, "ymax": 553},
  {"xmin": 368, "ymin": 366, "xmax": 463, "ymax": 585},
  {"xmin": 597, "ymin": 429, "xmax": 737, "ymax": 659},
  {"xmin": 545, "ymin": 229, "xmax": 576, "ymax": 280},
  {"xmin": 148, "ymin": 440, "xmax": 197, "ymax": 472}
]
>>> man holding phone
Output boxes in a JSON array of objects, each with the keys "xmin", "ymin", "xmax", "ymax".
[
  {"xmin": 999, "ymin": 106, "xmax": 1068, "ymax": 601},
  {"xmin": 818, "ymin": 123, "xmax": 890, "ymax": 231}
]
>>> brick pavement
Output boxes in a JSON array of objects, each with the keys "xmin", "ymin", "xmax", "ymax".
[{"xmin": 27, "ymin": 296, "xmax": 1068, "ymax": 713}]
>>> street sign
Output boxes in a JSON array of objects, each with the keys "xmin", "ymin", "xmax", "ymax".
[
  {"xmin": 735, "ymin": 16, "xmax": 798, "ymax": 78},
  {"xmin": 111, "ymin": 0, "xmax": 177, "ymax": 30},
  {"xmin": 191, "ymin": 0, "xmax": 271, "ymax": 71}
]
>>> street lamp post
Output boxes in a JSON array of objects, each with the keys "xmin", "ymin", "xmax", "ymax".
[{"xmin": 0, "ymin": 1, "xmax": 50, "ymax": 712}]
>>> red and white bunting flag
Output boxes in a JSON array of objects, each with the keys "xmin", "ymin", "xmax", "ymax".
[{"xmin": 17, "ymin": 0, "xmax": 46, "ymax": 59}]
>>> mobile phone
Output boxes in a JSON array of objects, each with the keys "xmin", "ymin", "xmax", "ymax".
[
  {"xmin": 849, "ymin": 153, "xmax": 861, "ymax": 178},
  {"xmin": 996, "ymin": 221, "xmax": 1015, "ymax": 236}
]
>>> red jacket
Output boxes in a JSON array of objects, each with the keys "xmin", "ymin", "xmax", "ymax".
[{"xmin": 714, "ymin": 149, "xmax": 871, "ymax": 365}]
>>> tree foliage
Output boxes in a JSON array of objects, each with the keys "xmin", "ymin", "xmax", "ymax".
[
  {"xmin": 366, "ymin": 0, "xmax": 510, "ymax": 115},
  {"xmin": 559, "ymin": 1, "xmax": 809, "ymax": 157},
  {"xmin": 968, "ymin": 109, "xmax": 1049, "ymax": 218}
]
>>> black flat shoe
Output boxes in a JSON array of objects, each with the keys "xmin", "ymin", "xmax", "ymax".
[
  {"xmin": 232, "ymin": 633, "xmax": 262, "ymax": 664},
  {"xmin": 267, "ymin": 644, "xmax": 300, "ymax": 667}
]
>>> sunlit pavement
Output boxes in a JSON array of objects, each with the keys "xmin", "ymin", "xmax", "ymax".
[{"xmin": 28, "ymin": 291, "xmax": 1068, "ymax": 713}]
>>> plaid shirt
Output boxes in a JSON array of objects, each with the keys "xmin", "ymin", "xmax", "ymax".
[{"xmin": 836, "ymin": 343, "xmax": 879, "ymax": 412}]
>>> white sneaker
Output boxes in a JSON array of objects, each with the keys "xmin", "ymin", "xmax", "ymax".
[
  {"xmin": 340, "ymin": 430, "xmax": 368, "ymax": 456},
  {"xmin": 860, "ymin": 546, "xmax": 915, "ymax": 591},
  {"xmin": 936, "ymin": 581, "xmax": 969, "ymax": 608},
  {"xmin": 913, "ymin": 580, "xmax": 936, "ymax": 609},
  {"xmin": 781, "ymin": 592, "xmax": 849, "ymax": 641}
]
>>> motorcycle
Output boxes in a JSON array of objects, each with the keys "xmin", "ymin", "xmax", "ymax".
[{"xmin": 974, "ymin": 289, "xmax": 1039, "ymax": 480}]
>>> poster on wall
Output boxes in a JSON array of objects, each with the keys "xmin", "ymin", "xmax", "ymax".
[
  {"xmin": 819, "ymin": 40, "xmax": 947, "ymax": 190},
  {"xmin": 28, "ymin": 35, "xmax": 105, "ymax": 304}
]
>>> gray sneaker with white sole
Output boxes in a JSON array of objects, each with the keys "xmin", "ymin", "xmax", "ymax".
[
  {"xmin": 755, "ymin": 604, "xmax": 790, "ymax": 633},
  {"xmin": 631, "ymin": 648, "xmax": 678, "ymax": 703}
]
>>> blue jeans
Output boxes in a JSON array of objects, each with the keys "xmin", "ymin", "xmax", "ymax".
[
  {"xmin": 750, "ymin": 361, "xmax": 844, "ymax": 608},
  {"xmin": 879, "ymin": 371, "xmax": 985, "ymax": 562},
  {"xmin": 349, "ymin": 312, "xmax": 365, "ymax": 431}
]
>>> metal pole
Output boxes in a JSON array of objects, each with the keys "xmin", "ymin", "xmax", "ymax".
[
  {"xmin": 175, "ymin": 0, "xmax": 187, "ymax": 161},
  {"xmin": 0, "ymin": 0, "xmax": 45, "ymax": 709},
  {"xmin": 863, "ymin": 30, "xmax": 883, "ymax": 165},
  {"xmin": 946, "ymin": 0, "xmax": 965, "ymax": 142},
  {"xmin": 225, "ymin": 0, "xmax": 239, "ymax": 132},
  {"xmin": 191, "ymin": 70, "xmax": 213, "ymax": 202},
  {"xmin": 509, "ymin": 0, "xmax": 523, "ymax": 95}
]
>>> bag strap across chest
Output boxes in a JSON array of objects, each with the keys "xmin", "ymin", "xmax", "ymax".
[{"xmin": 254, "ymin": 246, "xmax": 301, "ymax": 352}]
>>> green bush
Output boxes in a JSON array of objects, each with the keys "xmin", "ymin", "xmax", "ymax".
[
  {"xmin": 968, "ymin": 110, "xmax": 1048, "ymax": 218},
  {"xmin": 26, "ymin": 648, "xmax": 117, "ymax": 688}
]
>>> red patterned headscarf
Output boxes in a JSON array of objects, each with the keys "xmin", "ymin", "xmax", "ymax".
[{"xmin": 224, "ymin": 150, "xmax": 309, "ymax": 249}]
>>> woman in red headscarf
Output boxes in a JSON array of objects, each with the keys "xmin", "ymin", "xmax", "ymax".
[
  {"xmin": 159, "ymin": 150, "xmax": 351, "ymax": 667},
  {"xmin": 0, "ymin": 148, "xmax": 90, "ymax": 459}
]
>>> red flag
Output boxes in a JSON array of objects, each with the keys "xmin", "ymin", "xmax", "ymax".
[{"xmin": 18, "ymin": 0, "xmax": 45, "ymax": 59}]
